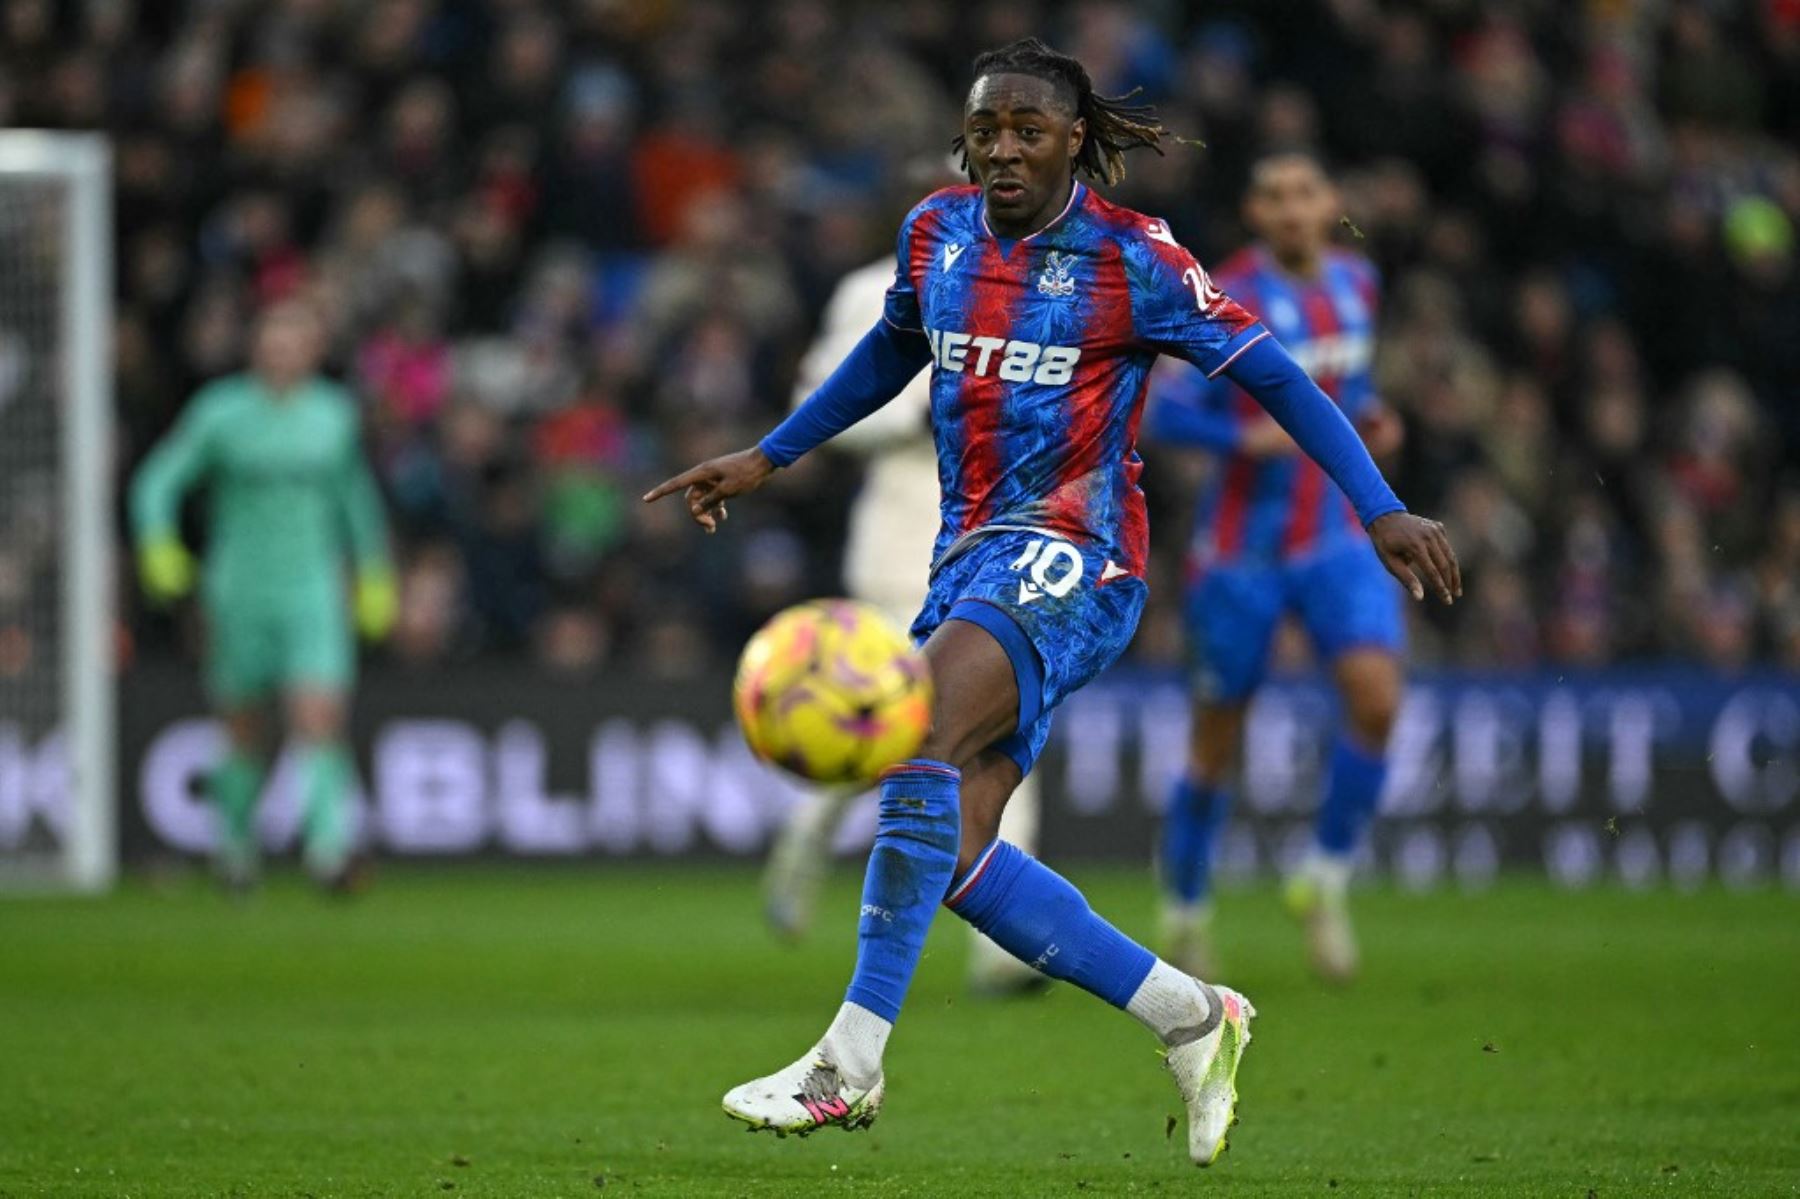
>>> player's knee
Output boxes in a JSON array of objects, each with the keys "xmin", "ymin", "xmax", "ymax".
[
  {"xmin": 1343, "ymin": 685, "xmax": 1399, "ymax": 748},
  {"xmin": 920, "ymin": 694, "xmax": 1024, "ymax": 770},
  {"xmin": 1190, "ymin": 740, "xmax": 1237, "ymax": 785},
  {"xmin": 913, "ymin": 682, "xmax": 985, "ymax": 764},
  {"xmin": 918, "ymin": 726, "xmax": 982, "ymax": 770},
  {"xmin": 1189, "ymin": 704, "xmax": 1245, "ymax": 783},
  {"xmin": 919, "ymin": 620, "xmax": 1022, "ymax": 769},
  {"xmin": 1337, "ymin": 650, "xmax": 1402, "ymax": 748},
  {"xmin": 290, "ymin": 720, "xmax": 344, "ymax": 747},
  {"xmin": 221, "ymin": 707, "xmax": 271, "ymax": 758},
  {"xmin": 288, "ymin": 694, "xmax": 347, "ymax": 744}
]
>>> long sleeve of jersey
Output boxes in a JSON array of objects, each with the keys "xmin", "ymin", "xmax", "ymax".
[
  {"xmin": 129, "ymin": 385, "xmax": 221, "ymax": 544},
  {"xmin": 336, "ymin": 435, "xmax": 392, "ymax": 572},
  {"xmin": 1222, "ymin": 336, "xmax": 1403, "ymax": 525},
  {"xmin": 758, "ymin": 318, "xmax": 933, "ymax": 468},
  {"xmin": 1129, "ymin": 225, "xmax": 1402, "ymax": 526}
]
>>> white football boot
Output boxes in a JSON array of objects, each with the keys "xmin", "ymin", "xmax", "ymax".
[
  {"xmin": 1158, "ymin": 900, "xmax": 1220, "ymax": 981},
  {"xmin": 722, "ymin": 1045, "xmax": 885, "ymax": 1137},
  {"xmin": 1164, "ymin": 983, "xmax": 1256, "ymax": 1167},
  {"xmin": 761, "ymin": 789, "xmax": 857, "ymax": 940},
  {"xmin": 967, "ymin": 929, "xmax": 1051, "ymax": 996},
  {"xmin": 1284, "ymin": 854, "xmax": 1359, "ymax": 984}
]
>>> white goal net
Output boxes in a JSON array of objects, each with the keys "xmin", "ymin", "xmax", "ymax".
[{"xmin": 0, "ymin": 133, "xmax": 114, "ymax": 892}]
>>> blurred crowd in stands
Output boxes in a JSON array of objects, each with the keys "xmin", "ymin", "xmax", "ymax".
[{"xmin": 8, "ymin": 0, "xmax": 1799, "ymax": 676}]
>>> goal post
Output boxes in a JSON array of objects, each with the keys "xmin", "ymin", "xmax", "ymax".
[{"xmin": 0, "ymin": 132, "xmax": 115, "ymax": 892}]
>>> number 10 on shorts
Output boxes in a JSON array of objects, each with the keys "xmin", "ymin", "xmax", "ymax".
[{"xmin": 1011, "ymin": 538, "xmax": 1085, "ymax": 604}]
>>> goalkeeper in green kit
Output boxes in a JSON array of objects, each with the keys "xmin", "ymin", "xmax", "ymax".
[{"xmin": 130, "ymin": 300, "xmax": 396, "ymax": 890}]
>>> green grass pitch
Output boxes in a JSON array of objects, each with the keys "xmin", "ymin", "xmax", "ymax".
[{"xmin": 2, "ymin": 865, "xmax": 1796, "ymax": 1197}]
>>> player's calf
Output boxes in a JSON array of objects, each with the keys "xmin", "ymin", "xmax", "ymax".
[
  {"xmin": 945, "ymin": 840, "xmax": 1255, "ymax": 1163},
  {"xmin": 1296, "ymin": 734, "xmax": 1386, "ymax": 983},
  {"xmin": 1160, "ymin": 772, "xmax": 1233, "ymax": 978}
]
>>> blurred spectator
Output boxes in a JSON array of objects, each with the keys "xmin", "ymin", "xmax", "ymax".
[
  {"xmin": 356, "ymin": 289, "xmax": 452, "ymax": 432},
  {"xmin": 4, "ymin": 0, "xmax": 1784, "ymax": 673}
]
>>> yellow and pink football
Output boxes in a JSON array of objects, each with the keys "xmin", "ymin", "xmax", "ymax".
[{"xmin": 732, "ymin": 599, "xmax": 934, "ymax": 785}]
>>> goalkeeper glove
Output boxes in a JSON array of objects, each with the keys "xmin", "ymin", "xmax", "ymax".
[
  {"xmin": 138, "ymin": 538, "xmax": 195, "ymax": 605},
  {"xmin": 354, "ymin": 567, "xmax": 399, "ymax": 641}
]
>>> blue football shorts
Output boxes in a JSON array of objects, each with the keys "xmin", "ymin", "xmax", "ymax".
[
  {"xmin": 911, "ymin": 528, "xmax": 1148, "ymax": 776},
  {"xmin": 1185, "ymin": 539, "xmax": 1404, "ymax": 704}
]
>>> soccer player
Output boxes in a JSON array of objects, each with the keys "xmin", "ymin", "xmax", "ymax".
[
  {"xmin": 761, "ymin": 243, "xmax": 1044, "ymax": 996},
  {"xmin": 1149, "ymin": 150, "xmax": 1406, "ymax": 984},
  {"xmin": 130, "ymin": 299, "xmax": 396, "ymax": 892},
  {"xmin": 645, "ymin": 39, "xmax": 1458, "ymax": 1165}
]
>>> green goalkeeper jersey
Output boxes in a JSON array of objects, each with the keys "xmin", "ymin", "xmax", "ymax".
[{"xmin": 130, "ymin": 374, "xmax": 389, "ymax": 605}]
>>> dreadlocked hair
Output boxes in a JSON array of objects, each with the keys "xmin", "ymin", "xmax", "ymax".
[{"xmin": 953, "ymin": 37, "xmax": 1170, "ymax": 187}]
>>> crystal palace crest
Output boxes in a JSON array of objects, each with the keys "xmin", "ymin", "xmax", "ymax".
[{"xmin": 1037, "ymin": 251, "xmax": 1077, "ymax": 298}]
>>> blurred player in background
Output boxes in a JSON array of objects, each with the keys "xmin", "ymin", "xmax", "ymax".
[
  {"xmin": 649, "ymin": 39, "xmax": 1456, "ymax": 1161},
  {"xmin": 130, "ymin": 299, "xmax": 395, "ymax": 892},
  {"xmin": 761, "ymin": 221, "xmax": 1042, "ymax": 996},
  {"xmin": 1148, "ymin": 151, "xmax": 1406, "ymax": 983}
]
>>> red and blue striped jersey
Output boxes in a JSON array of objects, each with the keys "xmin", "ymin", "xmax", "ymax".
[
  {"xmin": 884, "ymin": 184, "xmax": 1267, "ymax": 582},
  {"xmin": 1155, "ymin": 245, "xmax": 1381, "ymax": 568}
]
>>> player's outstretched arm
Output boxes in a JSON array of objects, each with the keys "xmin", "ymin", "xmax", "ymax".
[{"xmin": 645, "ymin": 318, "xmax": 931, "ymax": 532}]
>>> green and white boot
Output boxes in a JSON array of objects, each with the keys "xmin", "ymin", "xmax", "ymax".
[
  {"xmin": 1165, "ymin": 983, "xmax": 1256, "ymax": 1166},
  {"xmin": 1283, "ymin": 853, "xmax": 1358, "ymax": 984}
]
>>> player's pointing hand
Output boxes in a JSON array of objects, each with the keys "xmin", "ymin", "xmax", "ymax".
[
  {"xmin": 1367, "ymin": 512, "xmax": 1461, "ymax": 604},
  {"xmin": 643, "ymin": 446, "xmax": 776, "ymax": 533}
]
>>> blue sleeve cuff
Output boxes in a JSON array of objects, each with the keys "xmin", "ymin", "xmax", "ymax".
[
  {"xmin": 1359, "ymin": 499, "xmax": 1406, "ymax": 527},
  {"xmin": 1205, "ymin": 325, "xmax": 1272, "ymax": 379},
  {"xmin": 756, "ymin": 434, "xmax": 795, "ymax": 469}
]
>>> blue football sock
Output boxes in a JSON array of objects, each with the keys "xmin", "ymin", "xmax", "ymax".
[
  {"xmin": 842, "ymin": 759, "xmax": 962, "ymax": 1023},
  {"xmin": 1162, "ymin": 775, "xmax": 1231, "ymax": 904},
  {"xmin": 946, "ymin": 840, "xmax": 1155, "ymax": 1008},
  {"xmin": 1316, "ymin": 736, "xmax": 1388, "ymax": 857}
]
